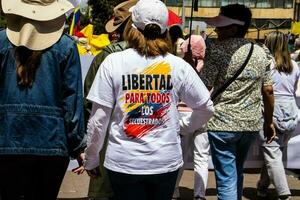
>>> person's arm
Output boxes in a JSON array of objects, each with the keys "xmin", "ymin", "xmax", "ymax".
[
  {"xmin": 62, "ymin": 40, "xmax": 86, "ymax": 159},
  {"xmin": 179, "ymin": 101, "xmax": 214, "ymax": 134},
  {"xmin": 84, "ymin": 52, "xmax": 107, "ymax": 118},
  {"xmin": 84, "ymin": 103, "xmax": 112, "ymax": 175},
  {"xmin": 262, "ymin": 84, "xmax": 276, "ymax": 144},
  {"xmin": 179, "ymin": 63, "xmax": 214, "ymax": 134},
  {"xmin": 83, "ymin": 55, "xmax": 115, "ymax": 177}
]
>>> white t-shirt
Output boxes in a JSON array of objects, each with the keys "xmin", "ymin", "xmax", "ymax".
[
  {"xmin": 87, "ymin": 48, "xmax": 212, "ymax": 174},
  {"xmin": 271, "ymin": 60, "xmax": 300, "ymax": 97}
]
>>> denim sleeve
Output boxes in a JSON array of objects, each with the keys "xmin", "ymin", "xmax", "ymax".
[{"xmin": 62, "ymin": 41, "xmax": 86, "ymax": 158}]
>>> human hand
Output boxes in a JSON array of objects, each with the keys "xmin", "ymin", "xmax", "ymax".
[
  {"xmin": 264, "ymin": 123, "xmax": 276, "ymax": 144},
  {"xmin": 72, "ymin": 152, "xmax": 85, "ymax": 175},
  {"xmin": 86, "ymin": 167, "xmax": 100, "ymax": 179}
]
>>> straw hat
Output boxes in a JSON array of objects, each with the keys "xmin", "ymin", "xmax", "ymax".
[
  {"xmin": 1, "ymin": 0, "xmax": 74, "ymax": 50},
  {"xmin": 105, "ymin": 0, "xmax": 138, "ymax": 33}
]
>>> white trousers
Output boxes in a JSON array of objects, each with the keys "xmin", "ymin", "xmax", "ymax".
[
  {"xmin": 173, "ymin": 112, "xmax": 210, "ymax": 199},
  {"xmin": 257, "ymin": 130, "xmax": 292, "ymax": 197},
  {"xmin": 194, "ymin": 131, "xmax": 210, "ymax": 199}
]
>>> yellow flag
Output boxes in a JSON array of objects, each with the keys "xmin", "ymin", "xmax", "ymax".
[
  {"xmin": 80, "ymin": 24, "xmax": 94, "ymax": 42},
  {"xmin": 291, "ymin": 22, "xmax": 300, "ymax": 35}
]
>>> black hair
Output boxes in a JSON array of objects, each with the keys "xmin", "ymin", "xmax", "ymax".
[
  {"xmin": 220, "ymin": 4, "xmax": 252, "ymax": 37},
  {"xmin": 169, "ymin": 25, "xmax": 183, "ymax": 44}
]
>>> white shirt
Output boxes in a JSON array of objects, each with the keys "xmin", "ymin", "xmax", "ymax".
[
  {"xmin": 85, "ymin": 48, "xmax": 214, "ymax": 174},
  {"xmin": 271, "ymin": 60, "xmax": 300, "ymax": 97}
]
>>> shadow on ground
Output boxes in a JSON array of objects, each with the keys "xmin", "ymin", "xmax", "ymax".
[
  {"xmin": 179, "ymin": 187, "xmax": 300, "ymax": 200},
  {"xmin": 57, "ymin": 198, "xmax": 87, "ymax": 200},
  {"xmin": 244, "ymin": 188, "xmax": 300, "ymax": 200}
]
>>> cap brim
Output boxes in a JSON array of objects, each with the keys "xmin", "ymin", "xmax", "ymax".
[
  {"xmin": 2, "ymin": 0, "xmax": 74, "ymax": 21},
  {"xmin": 6, "ymin": 14, "xmax": 65, "ymax": 51},
  {"xmin": 205, "ymin": 15, "xmax": 245, "ymax": 27}
]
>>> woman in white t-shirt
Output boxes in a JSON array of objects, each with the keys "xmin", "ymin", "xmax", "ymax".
[
  {"xmin": 257, "ymin": 31, "xmax": 300, "ymax": 200},
  {"xmin": 83, "ymin": 1, "xmax": 214, "ymax": 200}
]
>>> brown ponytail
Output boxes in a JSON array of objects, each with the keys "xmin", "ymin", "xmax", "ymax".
[{"xmin": 14, "ymin": 46, "xmax": 42, "ymax": 87}]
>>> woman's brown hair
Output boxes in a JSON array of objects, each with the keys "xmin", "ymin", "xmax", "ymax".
[
  {"xmin": 14, "ymin": 46, "xmax": 42, "ymax": 87},
  {"xmin": 123, "ymin": 18, "xmax": 172, "ymax": 57},
  {"xmin": 265, "ymin": 31, "xmax": 293, "ymax": 73}
]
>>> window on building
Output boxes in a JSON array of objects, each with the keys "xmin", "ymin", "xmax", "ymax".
[
  {"xmin": 284, "ymin": 0, "xmax": 293, "ymax": 8},
  {"xmin": 199, "ymin": 0, "xmax": 218, "ymax": 7},
  {"xmin": 273, "ymin": 0, "xmax": 284, "ymax": 8},
  {"xmin": 256, "ymin": 0, "xmax": 272, "ymax": 8},
  {"xmin": 166, "ymin": 0, "xmax": 293, "ymax": 8},
  {"xmin": 252, "ymin": 18, "xmax": 292, "ymax": 29},
  {"xmin": 166, "ymin": 0, "xmax": 181, "ymax": 6}
]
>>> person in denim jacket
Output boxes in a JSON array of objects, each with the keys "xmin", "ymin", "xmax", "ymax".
[{"xmin": 0, "ymin": 0, "xmax": 86, "ymax": 199}]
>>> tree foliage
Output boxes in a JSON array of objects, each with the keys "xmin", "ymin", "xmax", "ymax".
[
  {"xmin": 88, "ymin": 0, "xmax": 124, "ymax": 34},
  {"xmin": 0, "ymin": 10, "xmax": 7, "ymax": 29}
]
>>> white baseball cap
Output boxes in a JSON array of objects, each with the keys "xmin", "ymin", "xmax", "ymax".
[{"xmin": 130, "ymin": 0, "xmax": 168, "ymax": 34}]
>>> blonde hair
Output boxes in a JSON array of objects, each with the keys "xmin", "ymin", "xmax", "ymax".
[
  {"xmin": 265, "ymin": 31, "xmax": 293, "ymax": 73},
  {"xmin": 123, "ymin": 18, "xmax": 171, "ymax": 57}
]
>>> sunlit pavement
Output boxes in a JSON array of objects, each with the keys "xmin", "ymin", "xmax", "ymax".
[{"xmin": 58, "ymin": 169, "xmax": 300, "ymax": 200}]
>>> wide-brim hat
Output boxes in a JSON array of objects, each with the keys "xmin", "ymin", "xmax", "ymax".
[
  {"xmin": 6, "ymin": 14, "xmax": 66, "ymax": 50},
  {"xmin": 205, "ymin": 15, "xmax": 245, "ymax": 27},
  {"xmin": 105, "ymin": 0, "xmax": 138, "ymax": 33},
  {"xmin": 2, "ymin": 0, "xmax": 74, "ymax": 50},
  {"xmin": 1, "ymin": 0, "xmax": 74, "ymax": 21}
]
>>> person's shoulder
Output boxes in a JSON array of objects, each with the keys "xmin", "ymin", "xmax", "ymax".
[
  {"xmin": 164, "ymin": 53, "xmax": 194, "ymax": 73},
  {"xmin": 58, "ymin": 34, "xmax": 77, "ymax": 46},
  {"xmin": 291, "ymin": 59, "xmax": 300, "ymax": 71},
  {"xmin": 0, "ymin": 28, "xmax": 5, "ymax": 37},
  {"xmin": 103, "ymin": 41, "xmax": 127, "ymax": 54},
  {"xmin": 50, "ymin": 34, "xmax": 78, "ymax": 57},
  {"xmin": 165, "ymin": 53, "xmax": 187, "ymax": 64},
  {"xmin": 103, "ymin": 49, "xmax": 136, "ymax": 65},
  {"xmin": 51, "ymin": 34, "xmax": 77, "ymax": 51},
  {"xmin": 0, "ymin": 29, "xmax": 12, "ymax": 53}
]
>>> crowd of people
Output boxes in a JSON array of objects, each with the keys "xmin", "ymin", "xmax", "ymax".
[{"xmin": 0, "ymin": 0, "xmax": 299, "ymax": 200}]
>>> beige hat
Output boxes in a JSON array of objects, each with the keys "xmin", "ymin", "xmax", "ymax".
[
  {"xmin": 6, "ymin": 14, "xmax": 66, "ymax": 51},
  {"xmin": 1, "ymin": 0, "xmax": 74, "ymax": 50},
  {"xmin": 1, "ymin": 0, "xmax": 74, "ymax": 21},
  {"xmin": 105, "ymin": 0, "xmax": 138, "ymax": 33}
]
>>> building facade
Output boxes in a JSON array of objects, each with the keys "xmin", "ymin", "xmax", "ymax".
[{"xmin": 166, "ymin": 0, "xmax": 300, "ymax": 39}]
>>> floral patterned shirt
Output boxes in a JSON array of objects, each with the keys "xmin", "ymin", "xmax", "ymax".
[{"xmin": 200, "ymin": 38, "xmax": 272, "ymax": 132}]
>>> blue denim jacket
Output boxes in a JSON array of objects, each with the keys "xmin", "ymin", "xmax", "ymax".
[{"xmin": 0, "ymin": 30, "xmax": 86, "ymax": 158}]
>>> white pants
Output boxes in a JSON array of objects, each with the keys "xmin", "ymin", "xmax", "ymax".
[
  {"xmin": 258, "ymin": 130, "xmax": 292, "ymax": 197},
  {"xmin": 194, "ymin": 130, "xmax": 210, "ymax": 199},
  {"xmin": 173, "ymin": 112, "xmax": 210, "ymax": 199}
]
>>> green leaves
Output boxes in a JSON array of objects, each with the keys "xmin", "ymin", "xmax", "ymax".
[{"xmin": 88, "ymin": 0, "xmax": 124, "ymax": 34}]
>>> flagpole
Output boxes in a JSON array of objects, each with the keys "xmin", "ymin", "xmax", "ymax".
[
  {"xmin": 188, "ymin": 0, "xmax": 194, "ymax": 51},
  {"xmin": 182, "ymin": 0, "xmax": 185, "ymax": 29},
  {"xmin": 187, "ymin": 0, "xmax": 198, "ymax": 51}
]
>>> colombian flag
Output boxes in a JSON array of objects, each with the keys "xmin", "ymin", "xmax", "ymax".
[{"xmin": 69, "ymin": 7, "xmax": 81, "ymax": 36}]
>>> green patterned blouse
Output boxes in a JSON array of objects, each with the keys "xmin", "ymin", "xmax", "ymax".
[{"xmin": 200, "ymin": 38, "xmax": 273, "ymax": 132}]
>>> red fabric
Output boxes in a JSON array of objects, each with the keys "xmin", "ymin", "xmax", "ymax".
[{"xmin": 168, "ymin": 10, "xmax": 182, "ymax": 27}]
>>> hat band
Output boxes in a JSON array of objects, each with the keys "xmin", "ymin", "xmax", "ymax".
[{"xmin": 21, "ymin": 0, "xmax": 54, "ymax": 6}]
